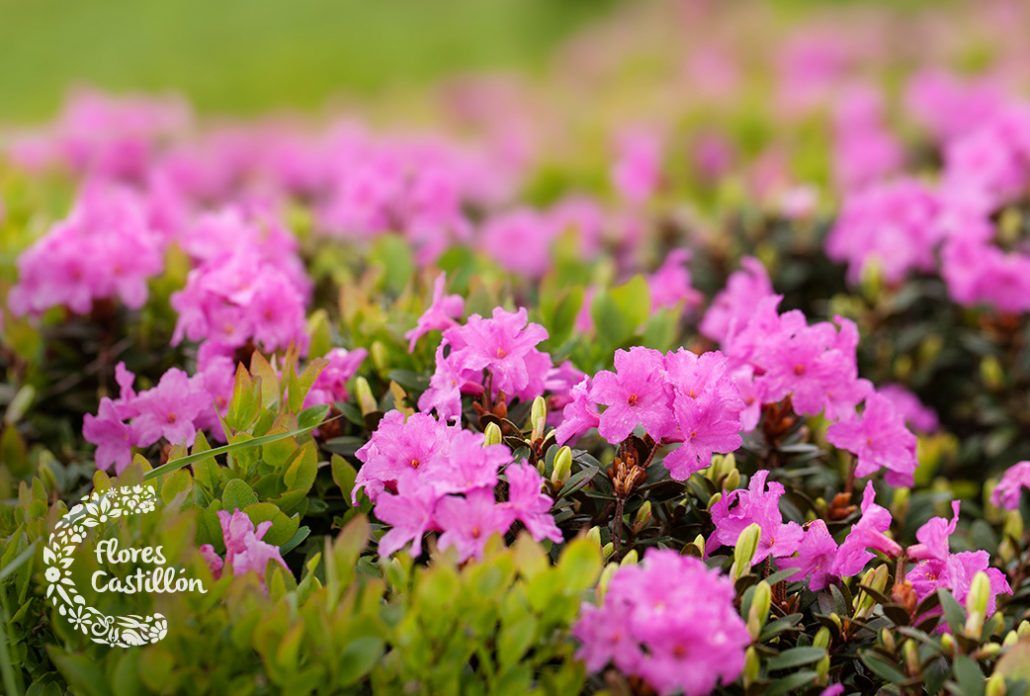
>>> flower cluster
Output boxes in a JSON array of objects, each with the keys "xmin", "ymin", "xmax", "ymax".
[
  {"xmin": 199, "ymin": 509, "xmax": 288, "ymax": 583},
  {"xmin": 8, "ymin": 186, "xmax": 165, "ymax": 316},
  {"xmin": 170, "ymin": 211, "xmax": 310, "ymax": 354},
  {"xmin": 573, "ymin": 549, "xmax": 750, "ymax": 696},
  {"xmin": 354, "ymin": 411, "xmax": 561, "ymax": 561},
  {"xmin": 418, "ymin": 307, "xmax": 553, "ymax": 422},
  {"xmin": 82, "ymin": 362, "xmax": 226, "ymax": 473}
]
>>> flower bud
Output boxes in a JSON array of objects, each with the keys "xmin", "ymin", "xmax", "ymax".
[
  {"xmin": 941, "ymin": 632, "xmax": 955, "ymax": 657},
  {"xmin": 980, "ymin": 356, "xmax": 1004, "ymax": 390},
  {"xmin": 598, "ymin": 562, "xmax": 618, "ymax": 599},
  {"xmin": 1003, "ymin": 511, "xmax": 1023, "ymax": 541},
  {"xmin": 602, "ymin": 542, "xmax": 614, "ymax": 562},
  {"xmin": 632, "ymin": 501, "xmax": 653, "ymax": 531},
  {"xmin": 860, "ymin": 257, "xmax": 883, "ymax": 303},
  {"xmin": 743, "ymin": 647, "xmax": 760, "ymax": 688},
  {"xmin": 732, "ymin": 523, "xmax": 761, "ymax": 580},
  {"xmin": 1019, "ymin": 620, "xmax": 1030, "ymax": 637},
  {"xmin": 707, "ymin": 491, "xmax": 723, "ymax": 510},
  {"xmin": 747, "ymin": 581, "xmax": 772, "ymax": 639},
  {"xmin": 530, "ymin": 396, "xmax": 547, "ymax": 440},
  {"xmin": 723, "ymin": 468, "xmax": 741, "ymax": 491},
  {"xmin": 690, "ymin": 534, "xmax": 705, "ymax": 557},
  {"xmin": 620, "ymin": 550, "xmax": 638, "ymax": 566},
  {"xmin": 965, "ymin": 571, "xmax": 991, "ymax": 638},
  {"xmin": 1003, "ymin": 630, "xmax": 1018, "ymax": 647},
  {"xmin": 370, "ymin": 340, "xmax": 389, "ymax": 373},
  {"xmin": 586, "ymin": 526, "xmax": 602, "ymax": 548},
  {"xmin": 880, "ymin": 628, "xmax": 895, "ymax": 653},
  {"xmin": 891, "ymin": 488, "xmax": 910, "ymax": 519},
  {"xmin": 354, "ymin": 377, "xmax": 377, "ymax": 416},
  {"xmin": 986, "ymin": 674, "xmax": 1006, "ymax": 696},
  {"xmin": 813, "ymin": 627, "xmax": 831, "ymax": 649},
  {"xmin": 979, "ymin": 642, "xmax": 1001, "ymax": 658},
  {"xmin": 551, "ymin": 446, "xmax": 573, "ymax": 486},
  {"xmin": 483, "ymin": 422, "xmax": 503, "ymax": 447},
  {"xmin": 903, "ymin": 639, "xmax": 919, "ymax": 676}
]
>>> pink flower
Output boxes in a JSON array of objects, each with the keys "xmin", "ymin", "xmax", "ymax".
[
  {"xmin": 832, "ymin": 482, "xmax": 902, "ymax": 577},
  {"xmin": 554, "ymin": 378, "xmax": 601, "ymax": 445},
  {"xmin": 648, "ymin": 250, "xmax": 701, "ymax": 311},
  {"xmin": 405, "ymin": 274, "xmax": 464, "ymax": 352},
  {"xmin": 374, "ymin": 481, "xmax": 439, "ymax": 558},
  {"xmin": 709, "ymin": 470, "xmax": 802, "ymax": 564},
  {"xmin": 504, "ymin": 463, "xmax": 562, "ymax": 543},
  {"xmin": 304, "ymin": 347, "xmax": 367, "ymax": 407},
  {"xmin": 827, "ymin": 393, "xmax": 918, "ymax": 487},
  {"xmin": 611, "ymin": 128, "xmax": 662, "ymax": 205},
  {"xmin": 574, "ymin": 550, "xmax": 749, "ymax": 696},
  {"xmin": 203, "ymin": 509, "xmax": 288, "ymax": 582},
  {"xmin": 664, "ymin": 390, "xmax": 742, "ymax": 480},
  {"xmin": 435, "ymin": 490, "xmax": 515, "ymax": 562},
  {"xmin": 480, "ymin": 209, "xmax": 555, "ymax": 278},
  {"xmin": 784, "ymin": 520, "xmax": 839, "ymax": 591},
  {"xmin": 419, "ymin": 307, "xmax": 552, "ymax": 419},
  {"xmin": 826, "ymin": 179, "xmax": 941, "ymax": 286},
  {"xmin": 699, "ymin": 257, "xmax": 773, "ymax": 345},
  {"xmin": 353, "ymin": 411, "xmax": 452, "ymax": 504},
  {"xmin": 993, "ymin": 461, "xmax": 1030, "ymax": 511},
  {"xmin": 878, "ymin": 384, "xmax": 938, "ymax": 434},
  {"xmin": 131, "ymin": 368, "xmax": 209, "ymax": 448},
  {"xmin": 8, "ymin": 185, "xmax": 164, "ymax": 316},
  {"xmin": 82, "ymin": 398, "xmax": 135, "ymax": 474},
  {"xmin": 590, "ymin": 347, "xmax": 673, "ymax": 444}
]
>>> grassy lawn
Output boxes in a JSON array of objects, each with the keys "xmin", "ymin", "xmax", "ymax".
[{"xmin": 0, "ymin": 0, "xmax": 612, "ymax": 121}]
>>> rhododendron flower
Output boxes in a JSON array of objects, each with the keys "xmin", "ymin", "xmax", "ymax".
[
  {"xmin": 435, "ymin": 489, "xmax": 515, "ymax": 562},
  {"xmin": 826, "ymin": 179, "xmax": 941, "ymax": 286},
  {"xmin": 554, "ymin": 377, "xmax": 601, "ymax": 445},
  {"xmin": 419, "ymin": 307, "xmax": 552, "ymax": 419},
  {"xmin": 573, "ymin": 550, "xmax": 749, "ymax": 696},
  {"xmin": 992, "ymin": 461, "xmax": 1030, "ymax": 511},
  {"xmin": 504, "ymin": 463, "xmax": 562, "ymax": 543},
  {"xmin": 405, "ymin": 274, "xmax": 464, "ymax": 351},
  {"xmin": 82, "ymin": 398, "xmax": 135, "ymax": 474},
  {"xmin": 709, "ymin": 470, "xmax": 802, "ymax": 564},
  {"xmin": 480, "ymin": 209, "xmax": 556, "ymax": 278},
  {"xmin": 878, "ymin": 384, "xmax": 938, "ymax": 434},
  {"xmin": 664, "ymin": 390, "xmax": 743, "ymax": 480},
  {"xmin": 200, "ymin": 509, "xmax": 288, "ymax": 582},
  {"xmin": 130, "ymin": 368, "xmax": 209, "ymax": 448},
  {"xmin": 827, "ymin": 393, "xmax": 917, "ymax": 487},
  {"xmin": 700, "ymin": 257, "xmax": 774, "ymax": 345},
  {"xmin": 785, "ymin": 520, "xmax": 838, "ymax": 591},
  {"xmin": 353, "ymin": 411, "xmax": 453, "ymax": 504},
  {"xmin": 8, "ymin": 186, "xmax": 164, "ymax": 316},
  {"xmin": 590, "ymin": 347, "xmax": 672, "ymax": 443},
  {"xmin": 374, "ymin": 481, "xmax": 440, "ymax": 558},
  {"xmin": 611, "ymin": 128, "xmax": 662, "ymax": 205},
  {"xmin": 647, "ymin": 249, "xmax": 702, "ymax": 311},
  {"xmin": 304, "ymin": 347, "xmax": 367, "ymax": 407},
  {"xmin": 906, "ymin": 502, "xmax": 1011, "ymax": 618},
  {"xmin": 832, "ymin": 483, "xmax": 902, "ymax": 577}
]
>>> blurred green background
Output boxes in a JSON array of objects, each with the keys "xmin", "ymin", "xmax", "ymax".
[{"xmin": 0, "ymin": 0, "xmax": 612, "ymax": 122}]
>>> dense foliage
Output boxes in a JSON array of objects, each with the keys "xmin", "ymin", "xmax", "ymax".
[{"xmin": 2, "ymin": 1, "xmax": 1030, "ymax": 695}]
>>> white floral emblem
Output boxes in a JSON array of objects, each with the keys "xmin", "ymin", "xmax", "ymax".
[{"xmin": 43, "ymin": 485, "xmax": 168, "ymax": 647}]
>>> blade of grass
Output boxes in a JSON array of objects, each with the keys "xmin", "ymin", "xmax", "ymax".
[
  {"xmin": 143, "ymin": 413, "xmax": 341, "ymax": 482},
  {"xmin": 0, "ymin": 540, "xmax": 37, "ymax": 584}
]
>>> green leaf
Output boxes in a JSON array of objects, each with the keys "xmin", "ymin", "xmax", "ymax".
[
  {"xmin": 370, "ymin": 235, "xmax": 413, "ymax": 294},
  {"xmin": 288, "ymin": 360, "xmax": 329, "ymax": 413},
  {"xmin": 331, "ymin": 454, "xmax": 358, "ymax": 501},
  {"xmin": 222, "ymin": 479, "xmax": 258, "ymax": 511},
  {"xmin": 498, "ymin": 615, "xmax": 537, "ymax": 668},
  {"xmin": 766, "ymin": 646, "xmax": 826, "ymax": 671},
  {"xmin": 591, "ymin": 275, "xmax": 650, "ymax": 349},
  {"xmin": 764, "ymin": 670, "xmax": 817, "ymax": 696},
  {"xmin": 859, "ymin": 650, "xmax": 908, "ymax": 684},
  {"xmin": 556, "ymin": 536, "xmax": 601, "ymax": 592},
  {"xmin": 952, "ymin": 655, "xmax": 984, "ymax": 696},
  {"xmin": 142, "ymin": 416, "xmax": 338, "ymax": 482},
  {"xmin": 337, "ymin": 637, "xmax": 384, "ymax": 686},
  {"xmin": 938, "ymin": 589, "xmax": 966, "ymax": 634}
]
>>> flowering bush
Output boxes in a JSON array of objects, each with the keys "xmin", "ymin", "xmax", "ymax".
[{"xmin": 2, "ymin": 1, "xmax": 1030, "ymax": 695}]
